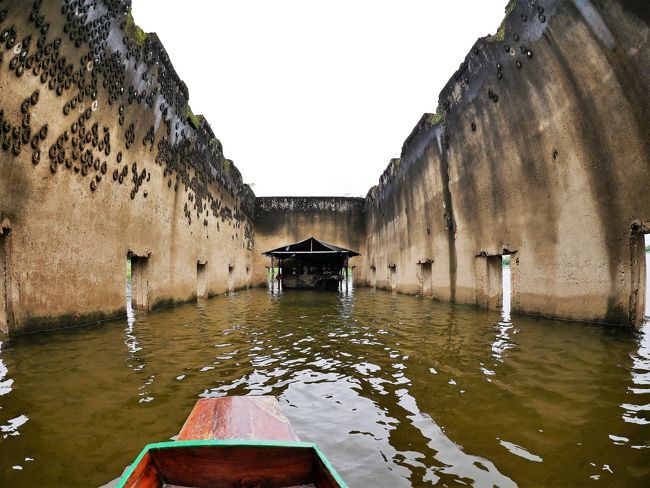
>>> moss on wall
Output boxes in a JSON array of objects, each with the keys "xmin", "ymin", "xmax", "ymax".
[
  {"xmin": 185, "ymin": 105, "xmax": 202, "ymax": 129},
  {"xmin": 489, "ymin": 0, "xmax": 517, "ymax": 42},
  {"xmin": 126, "ymin": 8, "xmax": 147, "ymax": 46}
]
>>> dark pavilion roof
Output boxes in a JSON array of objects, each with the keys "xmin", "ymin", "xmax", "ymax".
[{"xmin": 262, "ymin": 236, "xmax": 360, "ymax": 258}]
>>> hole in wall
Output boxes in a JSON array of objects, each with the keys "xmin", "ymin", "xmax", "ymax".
[
  {"xmin": 127, "ymin": 252, "xmax": 150, "ymax": 310},
  {"xmin": 476, "ymin": 251, "xmax": 515, "ymax": 317},
  {"xmin": 418, "ymin": 261, "xmax": 433, "ymax": 297},
  {"xmin": 370, "ymin": 265, "xmax": 376, "ymax": 288},
  {"xmin": 502, "ymin": 254, "xmax": 512, "ymax": 321},
  {"xmin": 228, "ymin": 264, "xmax": 235, "ymax": 292},
  {"xmin": 388, "ymin": 264, "xmax": 397, "ymax": 291},
  {"xmin": 0, "ymin": 228, "xmax": 9, "ymax": 333},
  {"xmin": 642, "ymin": 234, "xmax": 650, "ymax": 321},
  {"xmin": 197, "ymin": 262, "xmax": 207, "ymax": 299},
  {"xmin": 630, "ymin": 227, "xmax": 649, "ymax": 326}
]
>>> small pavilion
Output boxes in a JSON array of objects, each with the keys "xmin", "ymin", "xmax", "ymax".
[{"xmin": 263, "ymin": 237, "xmax": 360, "ymax": 291}]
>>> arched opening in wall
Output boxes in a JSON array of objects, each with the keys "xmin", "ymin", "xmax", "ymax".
[
  {"xmin": 417, "ymin": 259, "xmax": 433, "ymax": 297},
  {"xmin": 0, "ymin": 228, "xmax": 10, "ymax": 333},
  {"xmin": 197, "ymin": 261, "xmax": 207, "ymax": 299},
  {"xmin": 127, "ymin": 252, "xmax": 150, "ymax": 310},
  {"xmin": 228, "ymin": 264, "xmax": 235, "ymax": 292},
  {"xmin": 388, "ymin": 264, "xmax": 397, "ymax": 291}
]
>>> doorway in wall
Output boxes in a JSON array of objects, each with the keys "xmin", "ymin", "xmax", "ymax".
[
  {"xmin": 228, "ymin": 264, "xmax": 235, "ymax": 292},
  {"xmin": 630, "ymin": 226, "xmax": 649, "ymax": 326},
  {"xmin": 388, "ymin": 264, "xmax": 397, "ymax": 291},
  {"xmin": 646, "ymin": 234, "xmax": 649, "ymax": 318},
  {"xmin": 127, "ymin": 252, "xmax": 150, "ymax": 310},
  {"xmin": 502, "ymin": 254, "xmax": 512, "ymax": 320},
  {"xmin": 417, "ymin": 260, "xmax": 433, "ymax": 297},
  {"xmin": 0, "ymin": 228, "xmax": 10, "ymax": 333},
  {"xmin": 197, "ymin": 262, "xmax": 207, "ymax": 299},
  {"xmin": 476, "ymin": 252, "xmax": 514, "ymax": 315}
]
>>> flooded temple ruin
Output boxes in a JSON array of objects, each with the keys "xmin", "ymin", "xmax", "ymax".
[
  {"xmin": 0, "ymin": 0, "xmax": 649, "ymax": 486},
  {"xmin": 263, "ymin": 237, "xmax": 359, "ymax": 291}
]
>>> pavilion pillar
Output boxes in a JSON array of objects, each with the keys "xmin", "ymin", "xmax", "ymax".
[{"xmin": 345, "ymin": 258, "xmax": 349, "ymax": 293}]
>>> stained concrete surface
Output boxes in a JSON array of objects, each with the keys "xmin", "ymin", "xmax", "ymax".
[{"xmin": 0, "ymin": 0, "xmax": 648, "ymax": 333}]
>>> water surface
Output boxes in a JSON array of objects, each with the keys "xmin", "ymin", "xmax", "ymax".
[{"xmin": 0, "ymin": 281, "xmax": 648, "ymax": 486}]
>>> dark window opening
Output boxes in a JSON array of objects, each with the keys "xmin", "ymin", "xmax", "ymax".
[
  {"xmin": 228, "ymin": 264, "xmax": 235, "ymax": 292},
  {"xmin": 127, "ymin": 253, "xmax": 150, "ymax": 310},
  {"xmin": 197, "ymin": 262, "xmax": 207, "ymax": 299},
  {"xmin": 418, "ymin": 261, "xmax": 433, "ymax": 297},
  {"xmin": 0, "ymin": 228, "xmax": 9, "ymax": 333}
]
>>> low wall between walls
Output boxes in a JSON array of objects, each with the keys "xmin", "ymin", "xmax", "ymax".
[{"xmin": 253, "ymin": 197, "xmax": 366, "ymax": 287}]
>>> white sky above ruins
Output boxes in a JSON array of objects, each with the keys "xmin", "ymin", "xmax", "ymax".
[{"xmin": 132, "ymin": 0, "xmax": 505, "ymax": 197}]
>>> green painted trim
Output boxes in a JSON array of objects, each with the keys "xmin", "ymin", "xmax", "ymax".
[
  {"xmin": 313, "ymin": 443, "xmax": 349, "ymax": 487},
  {"xmin": 117, "ymin": 439, "xmax": 348, "ymax": 488}
]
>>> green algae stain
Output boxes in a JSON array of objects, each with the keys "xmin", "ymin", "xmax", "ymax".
[
  {"xmin": 426, "ymin": 108, "xmax": 445, "ymax": 126},
  {"xmin": 490, "ymin": 0, "xmax": 517, "ymax": 43},
  {"xmin": 126, "ymin": 8, "xmax": 147, "ymax": 46},
  {"xmin": 185, "ymin": 105, "xmax": 202, "ymax": 129}
]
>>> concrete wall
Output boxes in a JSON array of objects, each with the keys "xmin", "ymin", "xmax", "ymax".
[
  {"xmin": 0, "ymin": 0, "xmax": 255, "ymax": 334},
  {"xmin": 1, "ymin": 0, "xmax": 648, "ymax": 333},
  {"xmin": 253, "ymin": 197, "xmax": 366, "ymax": 287},
  {"xmin": 363, "ymin": 0, "xmax": 650, "ymax": 326}
]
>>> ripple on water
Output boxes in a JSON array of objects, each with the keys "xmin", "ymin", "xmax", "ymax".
[{"xmin": 0, "ymin": 289, "xmax": 649, "ymax": 486}]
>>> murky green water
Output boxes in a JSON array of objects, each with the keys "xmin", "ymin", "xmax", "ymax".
[{"xmin": 0, "ymin": 283, "xmax": 649, "ymax": 487}]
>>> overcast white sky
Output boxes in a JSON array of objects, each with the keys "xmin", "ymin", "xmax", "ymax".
[{"xmin": 132, "ymin": 1, "xmax": 506, "ymax": 197}]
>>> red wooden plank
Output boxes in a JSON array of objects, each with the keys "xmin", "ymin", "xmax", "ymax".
[
  {"xmin": 121, "ymin": 452, "xmax": 161, "ymax": 488},
  {"xmin": 152, "ymin": 445, "xmax": 314, "ymax": 487},
  {"xmin": 177, "ymin": 396, "xmax": 300, "ymax": 442}
]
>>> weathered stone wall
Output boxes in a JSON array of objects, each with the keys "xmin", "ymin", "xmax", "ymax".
[
  {"xmin": 1, "ymin": 0, "xmax": 648, "ymax": 334},
  {"xmin": 253, "ymin": 197, "xmax": 366, "ymax": 287},
  {"xmin": 363, "ymin": 0, "xmax": 650, "ymax": 325},
  {"xmin": 0, "ymin": 0, "xmax": 255, "ymax": 334}
]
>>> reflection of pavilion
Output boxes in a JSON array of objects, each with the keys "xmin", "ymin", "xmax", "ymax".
[{"xmin": 263, "ymin": 237, "xmax": 360, "ymax": 291}]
